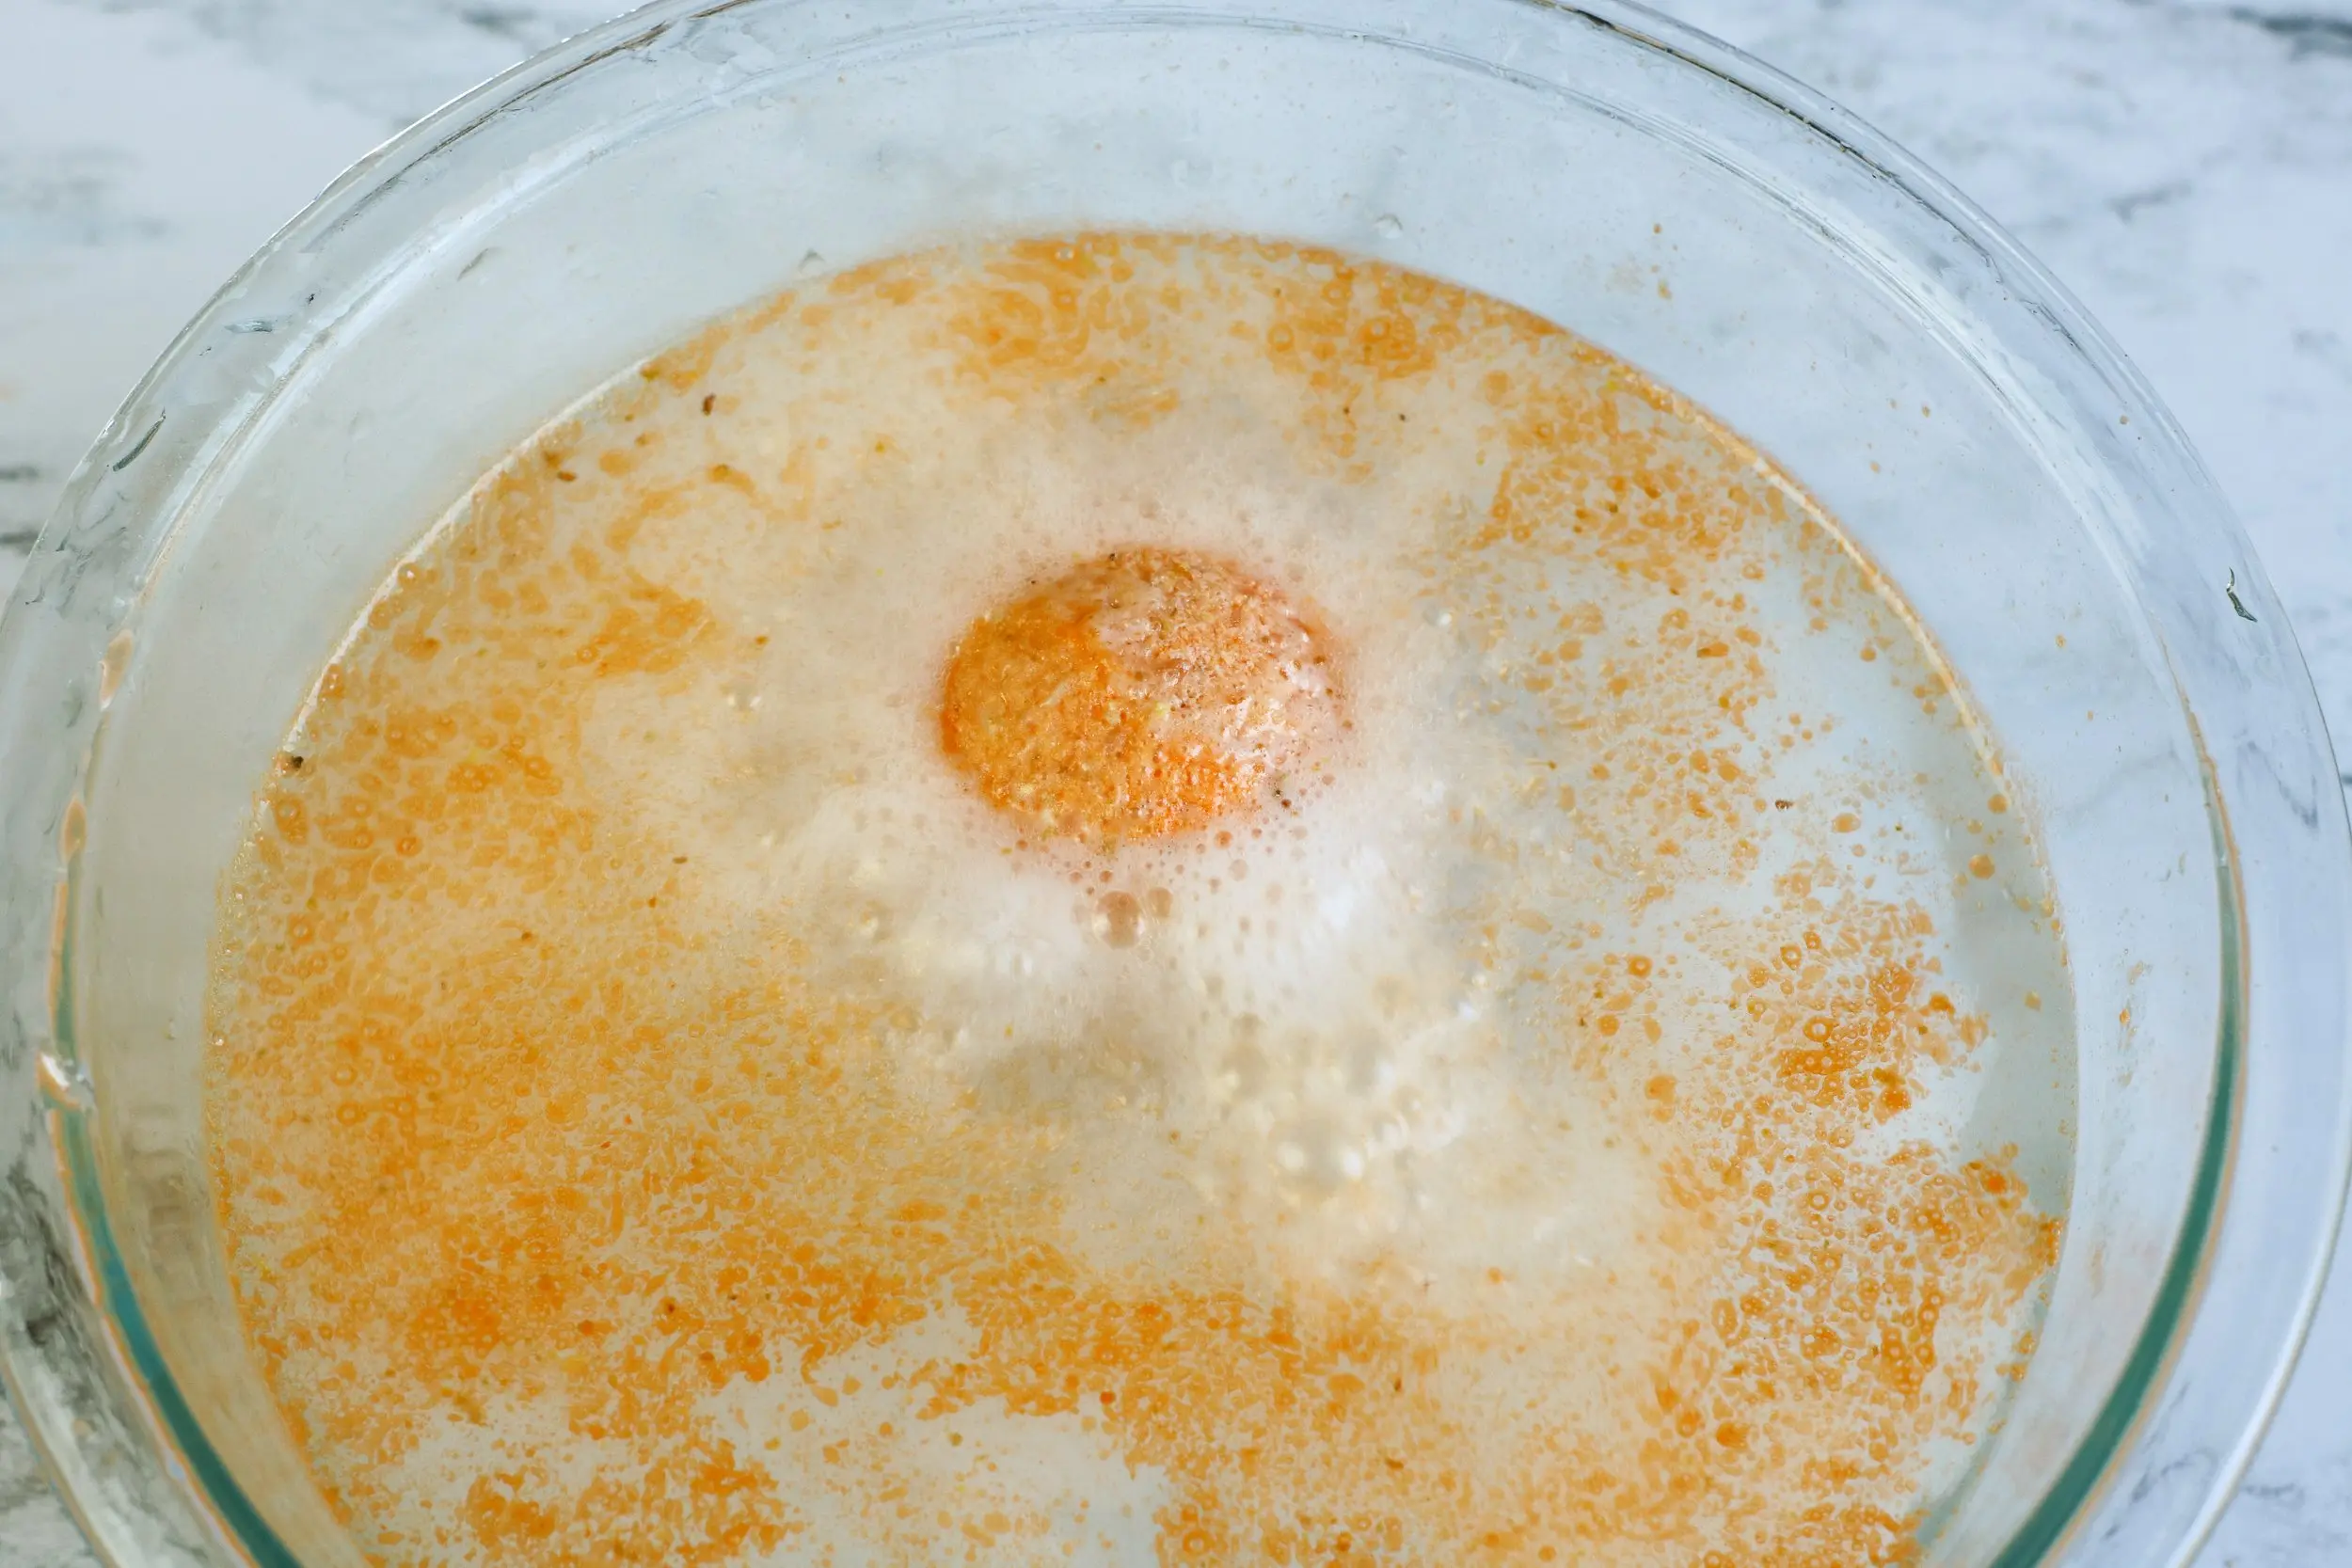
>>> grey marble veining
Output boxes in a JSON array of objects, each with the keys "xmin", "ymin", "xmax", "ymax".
[{"xmin": 0, "ymin": 0, "xmax": 2347, "ymax": 1562}]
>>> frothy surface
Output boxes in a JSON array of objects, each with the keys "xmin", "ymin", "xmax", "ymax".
[
  {"xmin": 207, "ymin": 233, "xmax": 2069, "ymax": 1565},
  {"xmin": 940, "ymin": 546, "xmax": 1343, "ymax": 846}
]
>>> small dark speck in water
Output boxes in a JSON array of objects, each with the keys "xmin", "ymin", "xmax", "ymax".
[
  {"xmin": 2225, "ymin": 569, "xmax": 2259, "ymax": 623},
  {"xmin": 0, "ymin": 528, "xmax": 39, "ymax": 551},
  {"xmin": 110, "ymin": 413, "xmax": 165, "ymax": 472},
  {"xmin": 0, "ymin": 464, "xmax": 40, "ymax": 483}
]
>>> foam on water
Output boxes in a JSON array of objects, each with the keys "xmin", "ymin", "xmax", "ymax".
[{"xmin": 206, "ymin": 234, "xmax": 2074, "ymax": 1565}]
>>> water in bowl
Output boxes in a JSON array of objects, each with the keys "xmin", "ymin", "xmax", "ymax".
[{"xmin": 205, "ymin": 232, "xmax": 2071, "ymax": 1566}]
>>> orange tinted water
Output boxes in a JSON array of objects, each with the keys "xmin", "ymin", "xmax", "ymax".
[{"xmin": 207, "ymin": 233, "xmax": 2065, "ymax": 1566}]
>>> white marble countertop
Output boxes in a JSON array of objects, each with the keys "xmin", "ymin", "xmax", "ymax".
[{"xmin": 0, "ymin": 0, "xmax": 2346, "ymax": 1561}]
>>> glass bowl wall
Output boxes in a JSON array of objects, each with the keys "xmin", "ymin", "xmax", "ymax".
[{"xmin": 0, "ymin": 2, "xmax": 2344, "ymax": 1565}]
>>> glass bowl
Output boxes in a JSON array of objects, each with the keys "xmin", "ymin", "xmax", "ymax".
[{"xmin": 0, "ymin": 1, "xmax": 2345, "ymax": 1563}]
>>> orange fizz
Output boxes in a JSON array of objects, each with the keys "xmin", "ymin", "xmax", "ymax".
[
  {"xmin": 939, "ymin": 546, "xmax": 1343, "ymax": 846},
  {"xmin": 206, "ymin": 233, "xmax": 2069, "ymax": 1566}
]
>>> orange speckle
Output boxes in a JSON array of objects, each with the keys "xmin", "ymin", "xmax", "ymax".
[{"xmin": 939, "ymin": 548, "xmax": 1343, "ymax": 845}]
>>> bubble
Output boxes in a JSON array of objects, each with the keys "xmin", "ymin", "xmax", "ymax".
[{"xmin": 1096, "ymin": 892, "xmax": 1143, "ymax": 949}]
